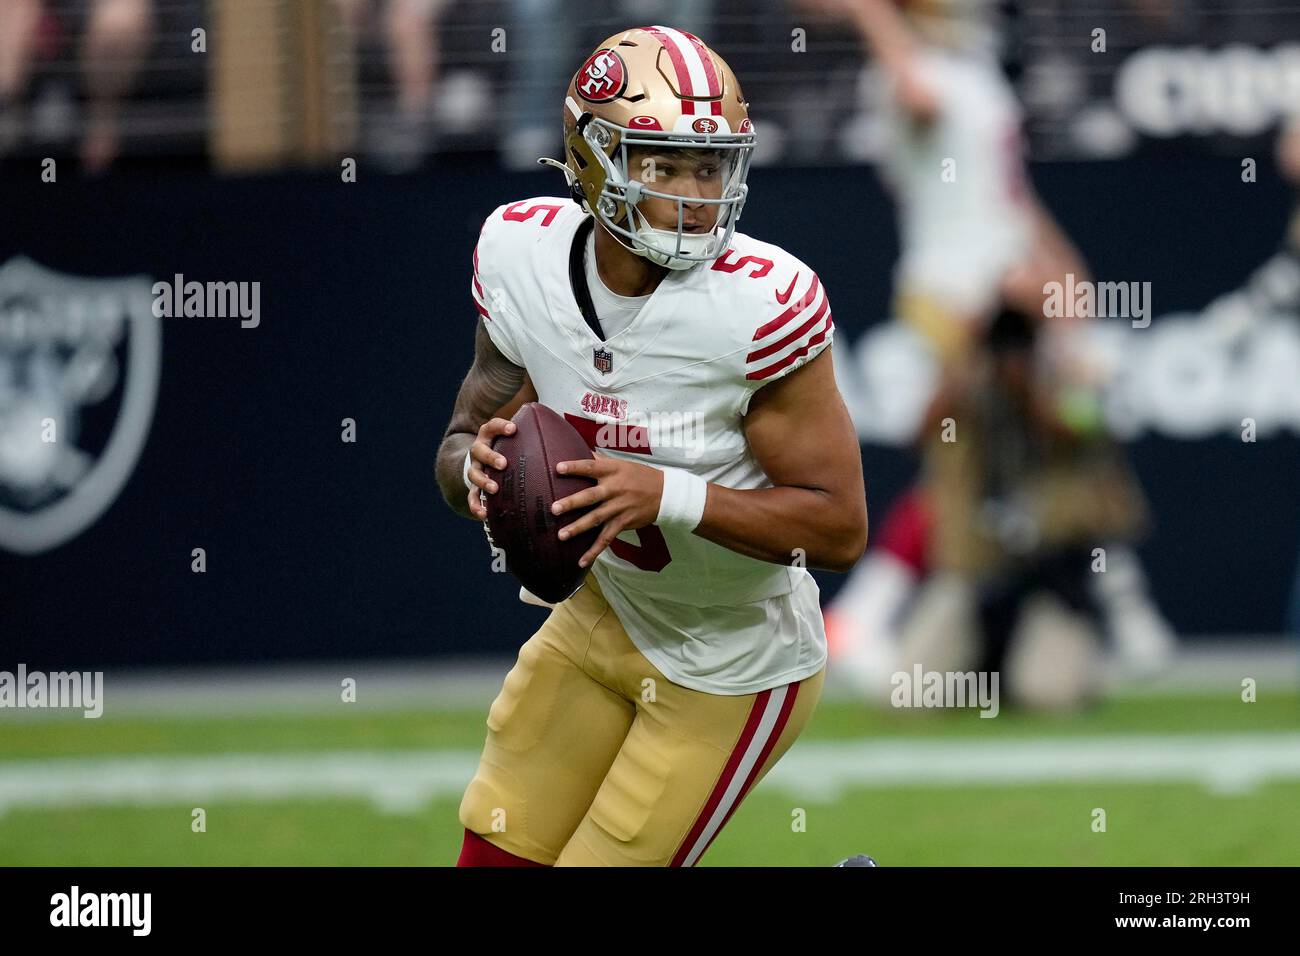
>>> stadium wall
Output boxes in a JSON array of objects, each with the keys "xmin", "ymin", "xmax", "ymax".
[{"xmin": 1, "ymin": 156, "xmax": 1297, "ymax": 667}]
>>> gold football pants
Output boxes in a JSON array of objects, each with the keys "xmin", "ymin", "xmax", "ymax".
[{"xmin": 458, "ymin": 573, "xmax": 825, "ymax": 866}]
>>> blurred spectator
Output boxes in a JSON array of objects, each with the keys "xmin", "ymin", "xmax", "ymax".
[
  {"xmin": 829, "ymin": 309, "xmax": 1176, "ymax": 708},
  {"xmin": 6, "ymin": 0, "xmax": 1296, "ymax": 173},
  {"xmin": 0, "ymin": 0, "xmax": 44, "ymax": 153},
  {"xmin": 0, "ymin": 0, "xmax": 155, "ymax": 173},
  {"xmin": 81, "ymin": 0, "xmax": 155, "ymax": 173},
  {"xmin": 340, "ymin": 0, "xmax": 451, "ymax": 172},
  {"xmin": 923, "ymin": 305, "xmax": 1157, "ymax": 708},
  {"xmin": 500, "ymin": 0, "xmax": 713, "ymax": 170}
]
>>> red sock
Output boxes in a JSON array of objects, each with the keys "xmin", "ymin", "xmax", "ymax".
[{"xmin": 456, "ymin": 829, "xmax": 549, "ymax": 867}]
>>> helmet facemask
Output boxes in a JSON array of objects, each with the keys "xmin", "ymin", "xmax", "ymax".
[{"xmin": 577, "ymin": 116, "xmax": 755, "ymax": 271}]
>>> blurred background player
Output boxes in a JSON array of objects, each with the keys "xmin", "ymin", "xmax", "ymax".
[
  {"xmin": 803, "ymin": 0, "xmax": 1086, "ymax": 357},
  {"xmin": 811, "ymin": 0, "xmax": 1173, "ymax": 703}
]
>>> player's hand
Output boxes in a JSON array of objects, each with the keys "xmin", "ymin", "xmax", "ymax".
[
  {"xmin": 465, "ymin": 418, "xmax": 517, "ymax": 520},
  {"xmin": 551, "ymin": 451, "xmax": 665, "ymax": 568}
]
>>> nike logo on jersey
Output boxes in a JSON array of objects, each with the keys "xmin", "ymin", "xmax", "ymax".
[{"xmin": 775, "ymin": 272, "xmax": 800, "ymax": 304}]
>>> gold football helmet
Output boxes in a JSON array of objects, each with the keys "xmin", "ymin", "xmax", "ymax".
[{"xmin": 540, "ymin": 26, "xmax": 755, "ymax": 270}]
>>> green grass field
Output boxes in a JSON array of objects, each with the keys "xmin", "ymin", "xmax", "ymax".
[{"xmin": 2, "ymin": 690, "xmax": 1298, "ymax": 866}]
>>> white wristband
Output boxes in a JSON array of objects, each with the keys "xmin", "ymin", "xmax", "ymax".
[
  {"xmin": 462, "ymin": 448, "xmax": 475, "ymax": 490},
  {"xmin": 656, "ymin": 467, "xmax": 708, "ymax": 531}
]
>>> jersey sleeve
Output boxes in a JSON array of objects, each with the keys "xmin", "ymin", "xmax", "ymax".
[
  {"xmin": 470, "ymin": 208, "xmax": 527, "ymax": 367},
  {"xmin": 739, "ymin": 268, "xmax": 835, "ymax": 409}
]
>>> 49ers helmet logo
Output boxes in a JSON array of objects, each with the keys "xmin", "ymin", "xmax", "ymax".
[
  {"xmin": 691, "ymin": 117, "xmax": 719, "ymax": 134},
  {"xmin": 576, "ymin": 49, "xmax": 628, "ymax": 103}
]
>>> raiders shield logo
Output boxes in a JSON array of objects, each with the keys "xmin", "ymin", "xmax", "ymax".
[
  {"xmin": 0, "ymin": 257, "xmax": 161, "ymax": 554},
  {"xmin": 593, "ymin": 347, "xmax": 614, "ymax": 374}
]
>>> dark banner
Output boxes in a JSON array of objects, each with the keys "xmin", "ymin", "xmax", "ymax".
[{"xmin": 1, "ymin": 155, "xmax": 1297, "ymax": 668}]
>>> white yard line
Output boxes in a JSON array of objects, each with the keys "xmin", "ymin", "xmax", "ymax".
[{"xmin": 2, "ymin": 732, "xmax": 1299, "ymax": 817}]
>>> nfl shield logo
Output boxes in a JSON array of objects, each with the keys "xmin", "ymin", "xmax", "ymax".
[{"xmin": 593, "ymin": 347, "xmax": 613, "ymax": 374}]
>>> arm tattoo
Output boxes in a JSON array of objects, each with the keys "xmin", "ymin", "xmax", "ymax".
[{"xmin": 436, "ymin": 318, "xmax": 527, "ymax": 518}]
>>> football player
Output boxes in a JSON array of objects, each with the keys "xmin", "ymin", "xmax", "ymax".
[
  {"xmin": 813, "ymin": 0, "xmax": 1164, "ymax": 689},
  {"xmin": 799, "ymin": 0, "xmax": 1092, "ymax": 370},
  {"xmin": 436, "ymin": 26, "xmax": 867, "ymax": 866}
]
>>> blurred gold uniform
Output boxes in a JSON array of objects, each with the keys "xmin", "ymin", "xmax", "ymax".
[{"xmin": 458, "ymin": 573, "xmax": 824, "ymax": 867}]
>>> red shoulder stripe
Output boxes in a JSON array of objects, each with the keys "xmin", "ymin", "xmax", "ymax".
[
  {"xmin": 752, "ymin": 274, "xmax": 819, "ymax": 341},
  {"xmin": 747, "ymin": 298, "xmax": 829, "ymax": 363},
  {"xmin": 745, "ymin": 316, "xmax": 833, "ymax": 381}
]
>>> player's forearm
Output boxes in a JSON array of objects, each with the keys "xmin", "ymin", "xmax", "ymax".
[
  {"xmin": 438, "ymin": 318, "xmax": 529, "ymax": 521},
  {"xmin": 692, "ymin": 483, "xmax": 867, "ymax": 573},
  {"xmin": 436, "ymin": 431, "xmax": 477, "ymax": 520}
]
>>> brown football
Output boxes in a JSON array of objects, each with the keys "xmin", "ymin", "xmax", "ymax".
[{"xmin": 482, "ymin": 402, "xmax": 600, "ymax": 603}]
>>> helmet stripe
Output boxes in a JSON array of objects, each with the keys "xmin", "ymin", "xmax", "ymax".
[
  {"xmin": 650, "ymin": 24, "xmax": 720, "ymax": 101},
  {"xmin": 679, "ymin": 29, "xmax": 723, "ymax": 97},
  {"xmin": 645, "ymin": 25, "xmax": 695, "ymax": 97}
]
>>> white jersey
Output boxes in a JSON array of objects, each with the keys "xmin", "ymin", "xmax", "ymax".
[
  {"xmin": 471, "ymin": 197, "xmax": 834, "ymax": 695},
  {"xmin": 880, "ymin": 45, "xmax": 1033, "ymax": 316}
]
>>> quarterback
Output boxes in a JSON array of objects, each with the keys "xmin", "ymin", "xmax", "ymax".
[{"xmin": 436, "ymin": 26, "xmax": 867, "ymax": 866}]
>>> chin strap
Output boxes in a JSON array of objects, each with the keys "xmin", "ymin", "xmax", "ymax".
[
  {"xmin": 537, "ymin": 156, "xmax": 575, "ymax": 184},
  {"xmin": 538, "ymin": 157, "xmax": 589, "ymax": 211}
]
